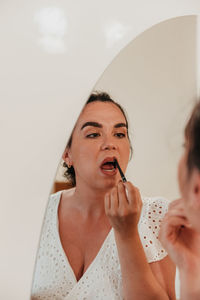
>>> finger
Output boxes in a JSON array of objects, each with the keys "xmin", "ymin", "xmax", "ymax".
[
  {"xmin": 159, "ymin": 215, "xmax": 190, "ymax": 244},
  {"xmin": 104, "ymin": 193, "xmax": 110, "ymax": 215},
  {"xmin": 123, "ymin": 181, "xmax": 142, "ymax": 208},
  {"xmin": 166, "ymin": 208, "xmax": 188, "ymax": 219},
  {"xmin": 160, "ymin": 214, "xmax": 191, "ymax": 240},
  {"xmin": 165, "ymin": 206, "xmax": 191, "ymax": 225},
  {"xmin": 169, "ymin": 199, "xmax": 184, "ymax": 210},
  {"xmin": 117, "ymin": 181, "xmax": 128, "ymax": 210},
  {"xmin": 163, "ymin": 213, "xmax": 191, "ymax": 227},
  {"xmin": 110, "ymin": 186, "xmax": 119, "ymax": 212}
]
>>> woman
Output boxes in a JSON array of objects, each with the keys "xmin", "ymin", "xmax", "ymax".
[
  {"xmin": 31, "ymin": 92, "xmax": 176, "ymax": 299},
  {"xmin": 159, "ymin": 101, "xmax": 200, "ymax": 300}
]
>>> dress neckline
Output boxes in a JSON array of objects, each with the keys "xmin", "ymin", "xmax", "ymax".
[{"xmin": 54, "ymin": 190, "xmax": 113, "ymax": 284}]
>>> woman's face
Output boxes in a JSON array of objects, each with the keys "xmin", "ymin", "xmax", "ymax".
[
  {"xmin": 65, "ymin": 101, "xmax": 130, "ymax": 190},
  {"xmin": 178, "ymin": 139, "xmax": 200, "ymax": 231}
]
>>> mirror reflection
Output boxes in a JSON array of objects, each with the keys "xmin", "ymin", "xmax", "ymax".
[
  {"xmin": 31, "ymin": 15, "xmax": 198, "ymax": 300},
  {"xmin": 32, "ymin": 92, "xmax": 176, "ymax": 299}
]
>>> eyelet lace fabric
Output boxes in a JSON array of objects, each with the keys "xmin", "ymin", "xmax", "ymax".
[{"xmin": 31, "ymin": 191, "xmax": 168, "ymax": 300}]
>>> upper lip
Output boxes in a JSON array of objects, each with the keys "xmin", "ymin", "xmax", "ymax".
[{"xmin": 100, "ymin": 156, "xmax": 117, "ymax": 167}]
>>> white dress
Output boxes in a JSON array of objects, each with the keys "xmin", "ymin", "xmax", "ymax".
[{"xmin": 31, "ymin": 190, "xmax": 168, "ymax": 300}]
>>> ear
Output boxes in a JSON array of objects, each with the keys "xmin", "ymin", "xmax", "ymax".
[
  {"xmin": 62, "ymin": 147, "xmax": 73, "ymax": 167},
  {"xmin": 190, "ymin": 169, "xmax": 200, "ymax": 209}
]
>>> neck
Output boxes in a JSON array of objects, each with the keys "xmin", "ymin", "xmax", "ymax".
[
  {"xmin": 73, "ymin": 187, "xmax": 106, "ymax": 217},
  {"xmin": 71, "ymin": 180, "xmax": 112, "ymax": 218}
]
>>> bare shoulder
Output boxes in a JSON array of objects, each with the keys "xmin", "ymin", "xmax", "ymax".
[
  {"xmin": 57, "ymin": 187, "xmax": 76, "ymax": 216},
  {"xmin": 59, "ymin": 187, "xmax": 76, "ymax": 201}
]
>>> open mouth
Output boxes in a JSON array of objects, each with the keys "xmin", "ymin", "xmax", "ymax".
[
  {"xmin": 100, "ymin": 157, "xmax": 117, "ymax": 174},
  {"xmin": 101, "ymin": 160, "xmax": 116, "ymax": 171}
]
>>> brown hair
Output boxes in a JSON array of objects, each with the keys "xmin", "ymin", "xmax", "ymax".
[
  {"xmin": 63, "ymin": 91, "xmax": 133, "ymax": 186},
  {"xmin": 185, "ymin": 101, "xmax": 200, "ymax": 173}
]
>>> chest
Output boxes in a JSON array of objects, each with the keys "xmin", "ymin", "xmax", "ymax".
[{"xmin": 58, "ymin": 216, "xmax": 111, "ymax": 281}]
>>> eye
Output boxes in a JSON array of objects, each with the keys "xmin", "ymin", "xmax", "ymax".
[
  {"xmin": 86, "ymin": 133, "xmax": 101, "ymax": 138},
  {"xmin": 114, "ymin": 132, "xmax": 126, "ymax": 138}
]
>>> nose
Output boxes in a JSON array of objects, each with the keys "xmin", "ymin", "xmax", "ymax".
[{"xmin": 101, "ymin": 136, "xmax": 117, "ymax": 151}]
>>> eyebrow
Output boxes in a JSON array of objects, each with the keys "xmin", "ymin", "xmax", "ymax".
[
  {"xmin": 81, "ymin": 121, "xmax": 127, "ymax": 130},
  {"xmin": 114, "ymin": 123, "xmax": 128, "ymax": 129}
]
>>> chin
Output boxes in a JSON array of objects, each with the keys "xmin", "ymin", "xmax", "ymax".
[
  {"xmin": 93, "ymin": 178, "xmax": 115, "ymax": 190},
  {"xmin": 103, "ymin": 177, "xmax": 119, "ymax": 189}
]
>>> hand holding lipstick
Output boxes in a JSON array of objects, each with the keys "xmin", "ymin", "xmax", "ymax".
[{"xmin": 104, "ymin": 180, "xmax": 143, "ymax": 238}]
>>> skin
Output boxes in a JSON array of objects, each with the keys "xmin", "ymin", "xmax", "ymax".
[
  {"xmin": 159, "ymin": 140, "xmax": 200, "ymax": 300},
  {"xmin": 65, "ymin": 102, "xmax": 130, "ymax": 192},
  {"xmin": 61, "ymin": 101, "xmax": 176, "ymax": 299},
  {"xmin": 178, "ymin": 145, "xmax": 200, "ymax": 232}
]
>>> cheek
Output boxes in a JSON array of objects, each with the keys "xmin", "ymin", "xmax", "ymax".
[
  {"xmin": 178, "ymin": 155, "xmax": 190, "ymax": 198},
  {"xmin": 177, "ymin": 157, "xmax": 183, "ymax": 189},
  {"xmin": 121, "ymin": 142, "xmax": 131, "ymax": 165},
  {"xmin": 72, "ymin": 144, "xmax": 98, "ymax": 166}
]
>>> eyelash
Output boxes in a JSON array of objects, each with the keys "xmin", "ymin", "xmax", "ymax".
[
  {"xmin": 86, "ymin": 133, "xmax": 100, "ymax": 138},
  {"xmin": 114, "ymin": 133, "xmax": 126, "ymax": 138},
  {"xmin": 85, "ymin": 132, "xmax": 126, "ymax": 139}
]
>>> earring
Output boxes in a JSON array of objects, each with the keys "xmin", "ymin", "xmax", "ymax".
[{"xmin": 68, "ymin": 163, "xmax": 72, "ymax": 168}]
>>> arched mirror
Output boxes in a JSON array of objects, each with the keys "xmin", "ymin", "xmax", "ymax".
[
  {"xmin": 31, "ymin": 15, "xmax": 199, "ymax": 299},
  {"xmin": 53, "ymin": 15, "xmax": 197, "ymax": 199}
]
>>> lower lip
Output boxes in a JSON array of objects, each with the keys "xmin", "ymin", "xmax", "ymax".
[{"xmin": 100, "ymin": 168, "xmax": 117, "ymax": 176}]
